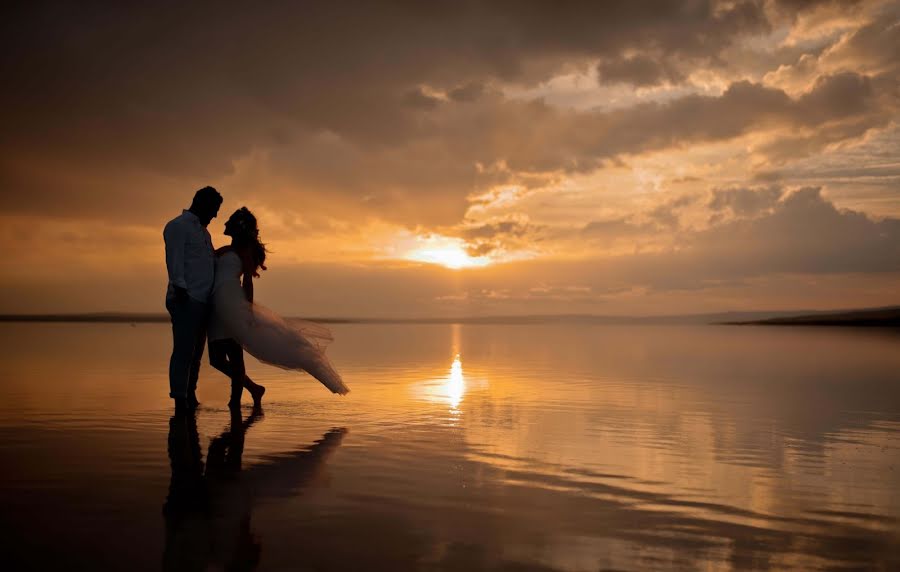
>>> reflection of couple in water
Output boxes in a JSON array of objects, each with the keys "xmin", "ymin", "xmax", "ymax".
[
  {"xmin": 163, "ymin": 186, "xmax": 349, "ymax": 411},
  {"xmin": 163, "ymin": 408, "xmax": 347, "ymax": 570}
]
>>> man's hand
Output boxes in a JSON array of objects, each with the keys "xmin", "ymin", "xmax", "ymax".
[{"xmin": 173, "ymin": 286, "xmax": 189, "ymax": 303}]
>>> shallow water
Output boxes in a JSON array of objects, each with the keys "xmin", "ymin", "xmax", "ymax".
[{"xmin": 1, "ymin": 322, "xmax": 898, "ymax": 571}]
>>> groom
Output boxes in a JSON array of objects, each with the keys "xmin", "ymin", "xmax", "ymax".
[{"xmin": 164, "ymin": 186, "xmax": 223, "ymax": 410}]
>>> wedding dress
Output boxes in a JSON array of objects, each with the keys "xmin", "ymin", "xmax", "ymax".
[{"xmin": 208, "ymin": 250, "xmax": 349, "ymax": 395}]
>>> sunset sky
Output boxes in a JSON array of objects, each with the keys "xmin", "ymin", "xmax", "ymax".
[{"xmin": 2, "ymin": 0, "xmax": 898, "ymax": 317}]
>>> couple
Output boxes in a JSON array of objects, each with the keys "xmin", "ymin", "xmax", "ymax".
[{"xmin": 164, "ymin": 186, "xmax": 349, "ymax": 411}]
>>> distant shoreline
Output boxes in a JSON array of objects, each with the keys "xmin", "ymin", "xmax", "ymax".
[
  {"xmin": 723, "ymin": 307, "xmax": 900, "ymax": 328},
  {"xmin": 1, "ymin": 306, "xmax": 898, "ymax": 326}
]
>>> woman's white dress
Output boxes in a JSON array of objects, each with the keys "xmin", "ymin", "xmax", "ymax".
[{"xmin": 208, "ymin": 251, "xmax": 349, "ymax": 395}]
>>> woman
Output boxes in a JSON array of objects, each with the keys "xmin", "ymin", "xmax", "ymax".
[{"xmin": 208, "ymin": 207, "xmax": 349, "ymax": 408}]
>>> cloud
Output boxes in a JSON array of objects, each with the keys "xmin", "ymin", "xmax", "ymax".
[
  {"xmin": 763, "ymin": 3, "xmax": 898, "ymax": 93},
  {"xmin": 447, "ymin": 82, "xmax": 486, "ymax": 102},
  {"xmin": 647, "ymin": 194, "xmax": 699, "ymax": 228},
  {"xmin": 466, "ymin": 186, "xmax": 900, "ymax": 291},
  {"xmin": 457, "ymin": 219, "xmax": 544, "ymax": 257},
  {"xmin": 597, "ymin": 55, "xmax": 687, "ymax": 87},
  {"xmin": 15, "ymin": 69, "xmax": 880, "ymax": 228},
  {"xmin": 581, "ymin": 218, "xmax": 650, "ymax": 240},
  {"xmin": 3, "ymin": 1, "xmax": 889, "ymax": 225},
  {"xmin": 402, "ymin": 87, "xmax": 444, "ymax": 110},
  {"xmin": 509, "ymin": 71, "xmax": 885, "ymax": 175},
  {"xmin": 1, "ymin": 1, "xmax": 898, "ymax": 315},
  {"xmin": 708, "ymin": 186, "xmax": 784, "ymax": 217},
  {"xmin": 690, "ymin": 186, "xmax": 900, "ymax": 275}
]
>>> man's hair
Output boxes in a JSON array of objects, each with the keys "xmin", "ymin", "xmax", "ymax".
[{"xmin": 191, "ymin": 186, "xmax": 223, "ymax": 210}]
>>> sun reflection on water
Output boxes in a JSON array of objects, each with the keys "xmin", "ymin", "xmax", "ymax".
[
  {"xmin": 447, "ymin": 354, "xmax": 465, "ymax": 411},
  {"xmin": 416, "ymin": 353, "xmax": 468, "ymax": 413}
]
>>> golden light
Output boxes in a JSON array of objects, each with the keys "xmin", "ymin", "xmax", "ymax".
[
  {"xmin": 404, "ymin": 236, "xmax": 490, "ymax": 269},
  {"xmin": 411, "ymin": 246, "xmax": 480, "ymax": 269},
  {"xmin": 413, "ymin": 330, "xmax": 468, "ymax": 414},
  {"xmin": 446, "ymin": 354, "xmax": 465, "ymax": 410}
]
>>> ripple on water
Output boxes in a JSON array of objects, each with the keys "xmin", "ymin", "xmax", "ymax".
[{"xmin": 1, "ymin": 323, "xmax": 900, "ymax": 570}]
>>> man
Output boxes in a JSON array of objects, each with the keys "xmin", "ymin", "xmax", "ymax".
[{"xmin": 164, "ymin": 186, "xmax": 222, "ymax": 410}]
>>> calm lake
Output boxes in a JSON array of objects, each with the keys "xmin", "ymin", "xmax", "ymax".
[{"xmin": 1, "ymin": 322, "xmax": 898, "ymax": 571}]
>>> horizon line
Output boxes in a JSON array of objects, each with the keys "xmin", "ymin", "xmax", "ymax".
[{"xmin": 1, "ymin": 305, "xmax": 898, "ymax": 325}]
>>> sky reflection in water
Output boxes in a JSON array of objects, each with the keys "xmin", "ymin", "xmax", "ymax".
[{"xmin": 0, "ymin": 323, "xmax": 898, "ymax": 571}]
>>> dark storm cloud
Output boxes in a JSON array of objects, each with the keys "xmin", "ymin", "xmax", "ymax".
[
  {"xmin": 689, "ymin": 186, "xmax": 900, "ymax": 275},
  {"xmin": 460, "ymin": 220, "xmax": 533, "ymax": 240},
  {"xmin": 585, "ymin": 185, "xmax": 900, "ymax": 293},
  {"xmin": 489, "ymin": 70, "xmax": 886, "ymax": 177},
  {"xmin": 770, "ymin": 0, "xmax": 863, "ymax": 11},
  {"xmin": 11, "ymin": 66, "xmax": 882, "ymax": 226},
  {"xmin": 403, "ymin": 87, "xmax": 444, "ymax": 111},
  {"xmin": 579, "ymin": 218, "xmax": 656, "ymax": 248},
  {"xmin": 582, "ymin": 218, "xmax": 650, "ymax": 238},
  {"xmin": 458, "ymin": 220, "xmax": 545, "ymax": 256},
  {"xmin": 447, "ymin": 82, "xmax": 486, "ymax": 103},
  {"xmin": 597, "ymin": 55, "xmax": 687, "ymax": 87},
  {"xmin": 833, "ymin": 12, "xmax": 900, "ymax": 73},
  {"xmin": 597, "ymin": 186, "xmax": 900, "ymax": 283},
  {"xmin": 2, "ymin": 0, "xmax": 874, "ymax": 222},
  {"xmin": 1, "ymin": 77, "xmax": 891, "ymax": 239},
  {"xmin": 647, "ymin": 194, "xmax": 699, "ymax": 228},
  {"xmin": 708, "ymin": 186, "xmax": 784, "ymax": 217}
]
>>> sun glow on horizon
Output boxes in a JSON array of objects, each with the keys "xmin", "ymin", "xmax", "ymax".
[{"xmin": 404, "ymin": 236, "xmax": 491, "ymax": 269}]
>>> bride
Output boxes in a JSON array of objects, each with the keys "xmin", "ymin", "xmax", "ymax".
[{"xmin": 208, "ymin": 207, "xmax": 349, "ymax": 407}]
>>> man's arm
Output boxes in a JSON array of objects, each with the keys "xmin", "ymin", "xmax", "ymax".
[{"xmin": 163, "ymin": 221, "xmax": 188, "ymax": 300}]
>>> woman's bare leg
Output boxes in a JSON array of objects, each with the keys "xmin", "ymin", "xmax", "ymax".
[
  {"xmin": 210, "ymin": 340, "xmax": 265, "ymax": 408},
  {"xmin": 223, "ymin": 341, "xmax": 265, "ymax": 408}
]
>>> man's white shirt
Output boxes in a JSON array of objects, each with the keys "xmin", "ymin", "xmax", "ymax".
[{"xmin": 164, "ymin": 210, "xmax": 215, "ymax": 302}]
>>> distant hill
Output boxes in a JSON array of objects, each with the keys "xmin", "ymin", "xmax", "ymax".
[
  {"xmin": 724, "ymin": 306, "xmax": 900, "ymax": 327},
  {"xmin": 2, "ymin": 308, "xmax": 897, "ymax": 325}
]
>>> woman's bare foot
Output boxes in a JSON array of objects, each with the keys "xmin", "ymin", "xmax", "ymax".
[
  {"xmin": 246, "ymin": 378, "xmax": 266, "ymax": 407},
  {"xmin": 250, "ymin": 385, "xmax": 266, "ymax": 407}
]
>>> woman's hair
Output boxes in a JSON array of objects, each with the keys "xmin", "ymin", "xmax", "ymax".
[{"xmin": 229, "ymin": 207, "xmax": 268, "ymax": 276}]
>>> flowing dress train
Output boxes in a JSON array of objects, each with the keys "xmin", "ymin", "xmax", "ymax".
[{"xmin": 208, "ymin": 251, "xmax": 349, "ymax": 395}]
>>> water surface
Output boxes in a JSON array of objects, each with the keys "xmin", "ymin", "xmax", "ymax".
[{"xmin": 1, "ymin": 323, "xmax": 898, "ymax": 570}]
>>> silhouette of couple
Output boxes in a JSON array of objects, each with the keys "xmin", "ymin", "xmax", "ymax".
[
  {"xmin": 163, "ymin": 186, "xmax": 349, "ymax": 411},
  {"xmin": 163, "ymin": 406, "xmax": 347, "ymax": 570}
]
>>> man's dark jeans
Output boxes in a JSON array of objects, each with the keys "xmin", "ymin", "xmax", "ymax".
[{"xmin": 166, "ymin": 296, "xmax": 210, "ymax": 400}]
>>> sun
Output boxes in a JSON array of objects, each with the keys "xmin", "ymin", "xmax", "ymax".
[
  {"xmin": 408, "ymin": 245, "xmax": 488, "ymax": 269},
  {"xmin": 405, "ymin": 237, "xmax": 490, "ymax": 269}
]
